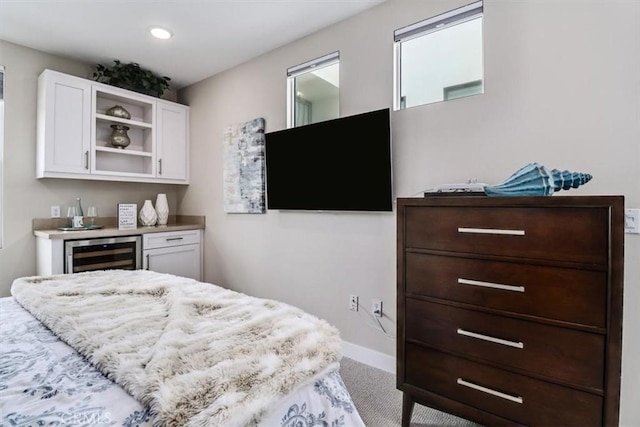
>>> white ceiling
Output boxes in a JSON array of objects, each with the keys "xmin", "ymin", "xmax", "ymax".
[{"xmin": 0, "ymin": 0, "xmax": 387, "ymax": 90}]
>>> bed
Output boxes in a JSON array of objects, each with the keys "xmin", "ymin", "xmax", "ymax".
[{"xmin": 0, "ymin": 270, "xmax": 366, "ymax": 426}]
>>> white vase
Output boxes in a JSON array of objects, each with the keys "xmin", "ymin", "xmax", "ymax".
[
  {"xmin": 139, "ymin": 200, "xmax": 157, "ymax": 226},
  {"xmin": 155, "ymin": 193, "xmax": 169, "ymax": 226}
]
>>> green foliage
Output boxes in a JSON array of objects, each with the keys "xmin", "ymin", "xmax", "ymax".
[{"xmin": 93, "ymin": 60, "xmax": 171, "ymax": 98}]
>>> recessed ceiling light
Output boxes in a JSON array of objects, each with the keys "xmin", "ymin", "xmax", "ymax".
[{"xmin": 150, "ymin": 27, "xmax": 173, "ymax": 40}]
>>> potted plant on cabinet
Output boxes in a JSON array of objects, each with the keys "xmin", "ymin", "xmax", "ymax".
[{"xmin": 93, "ymin": 59, "xmax": 171, "ymax": 98}]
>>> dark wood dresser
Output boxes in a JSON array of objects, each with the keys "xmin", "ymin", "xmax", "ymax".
[{"xmin": 396, "ymin": 196, "xmax": 624, "ymax": 426}]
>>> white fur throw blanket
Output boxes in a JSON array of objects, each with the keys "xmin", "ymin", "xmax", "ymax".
[{"xmin": 11, "ymin": 270, "xmax": 342, "ymax": 426}]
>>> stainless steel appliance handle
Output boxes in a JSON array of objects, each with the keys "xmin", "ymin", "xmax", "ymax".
[{"xmin": 67, "ymin": 254, "xmax": 73, "ymax": 273}]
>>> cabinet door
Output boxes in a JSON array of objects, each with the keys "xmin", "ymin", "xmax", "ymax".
[
  {"xmin": 144, "ymin": 244, "xmax": 201, "ymax": 281},
  {"xmin": 37, "ymin": 70, "xmax": 92, "ymax": 176},
  {"xmin": 156, "ymin": 102, "xmax": 189, "ymax": 182}
]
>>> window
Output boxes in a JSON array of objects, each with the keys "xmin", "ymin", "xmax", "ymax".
[
  {"xmin": 287, "ymin": 52, "xmax": 339, "ymax": 128},
  {"xmin": 394, "ymin": 1, "xmax": 484, "ymax": 110},
  {"xmin": 0, "ymin": 66, "xmax": 4, "ymax": 248}
]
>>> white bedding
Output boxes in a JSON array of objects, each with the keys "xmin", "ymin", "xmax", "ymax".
[{"xmin": 0, "ymin": 273, "xmax": 365, "ymax": 427}]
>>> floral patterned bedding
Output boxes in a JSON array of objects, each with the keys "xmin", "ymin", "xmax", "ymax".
[{"xmin": 0, "ymin": 297, "xmax": 365, "ymax": 427}]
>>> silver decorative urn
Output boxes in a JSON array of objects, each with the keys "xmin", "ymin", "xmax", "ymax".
[
  {"xmin": 105, "ymin": 105, "xmax": 131, "ymax": 119},
  {"xmin": 110, "ymin": 125, "xmax": 131, "ymax": 149}
]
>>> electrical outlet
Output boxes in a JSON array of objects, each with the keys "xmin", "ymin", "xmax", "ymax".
[
  {"xmin": 50, "ymin": 205, "xmax": 61, "ymax": 218},
  {"xmin": 625, "ymin": 209, "xmax": 640, "ymax": 234},
  {"xmin": 372, "ymin": 299, "xmax": 383, "ymax": 317},
  {"xmin": 349, "ymin": 295, "xmax": 359, "ymax": 311}
]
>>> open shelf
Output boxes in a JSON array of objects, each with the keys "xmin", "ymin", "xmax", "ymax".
[
  {"xmin": 95, "ymin": 146, "xmax": 153, "ymax": 157},
  {"xmin": 96, "ymin": 113, "xmax": 152, "ymax": 130}
]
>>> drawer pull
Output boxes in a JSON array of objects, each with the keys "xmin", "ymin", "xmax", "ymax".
[
  {"xmin": 458, "ymin": 227, "xmax": 525, "ymax": 236},
  {"xmin": 457, "ymin": 378, "xmax": 523, "ymax": 404},
  {"xmin": 457, "ymin": 328, "xmax": 524, "ymax": 349},
  {"xmin": 458, "ymin": 278, "xmax": 525, "ymax": 293},
  {"xmin": 166, "ymin": 237, "xmax": 184, "ymax": 241}
]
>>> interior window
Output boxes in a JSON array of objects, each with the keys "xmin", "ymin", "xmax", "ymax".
[
  {"xmin": 287, "ymin": 52, "xmax": 339, "ymax": 128},
  {"xmin": 394, "ymin": 1, "xmax": 484, "ymax": 110},
  {"xmin": 0, "ymin": 66, "xmax": 4, "ymax": 248}
]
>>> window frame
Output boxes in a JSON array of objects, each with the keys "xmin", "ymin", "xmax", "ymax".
[
  {"xmin": 286, "ymin": 51, "xmax": 339, "ymax": 128},
  {"xmin": 393, "ymin": 0, "xmax": 484, "ymax": 111}
]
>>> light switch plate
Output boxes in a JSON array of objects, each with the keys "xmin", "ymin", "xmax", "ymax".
[{"xmin": 624, "ymin": 209, "xmax": 640, "ymax": 234}]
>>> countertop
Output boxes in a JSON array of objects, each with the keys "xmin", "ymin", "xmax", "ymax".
[{"xmin": 33, "ymin": 215, "xmax": 205, "ymax": 240}]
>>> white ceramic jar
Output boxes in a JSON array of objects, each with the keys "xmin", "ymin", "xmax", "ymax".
[
  {"xmin": 139, "ymin": 200, "xmax": 157, "ymax": 226},
  {"xmin": 155, "ymin": 193, "xmax": 169, "ymax": 226}
]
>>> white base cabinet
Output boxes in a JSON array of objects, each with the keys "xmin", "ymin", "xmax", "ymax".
[{"xmin": 143, "ymin": 230, "xmax": 202, "ymax": 281}]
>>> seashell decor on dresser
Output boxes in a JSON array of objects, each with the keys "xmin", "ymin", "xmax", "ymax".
[{"xmin": 484, "ymin": 163, "xmax": 592, "ymax": 197}]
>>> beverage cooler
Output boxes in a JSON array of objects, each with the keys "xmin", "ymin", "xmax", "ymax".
[{"xmin": 64, "ymin": 236, "xmax": 142, "ymax": 274}]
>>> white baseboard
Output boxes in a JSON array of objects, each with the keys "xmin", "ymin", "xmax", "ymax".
[{"xmin": 342, "ymin": 340, "xmax": 395, "ymax": 374}]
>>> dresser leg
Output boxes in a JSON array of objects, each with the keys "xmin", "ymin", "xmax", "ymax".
[{"xmin": 402, "ymin": 393, "xmax": 414, "ymax": 427}]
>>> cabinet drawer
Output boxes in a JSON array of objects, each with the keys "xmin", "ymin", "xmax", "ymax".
[
  {"xmin": 404, "ymin": 206, "xmax": 608, "ymax": 264},
  {"xmin": 405, "ymin": 253, "xmax": 607, "ymax": 327},
  {"xmin": 405, "ymin": 299, "xmax": 605, "ymax": 389},
  {"xmin": 143, "ymin": 230, "xmax": 201, "ymax": 249},
  {"xmin": 404, "ymin": 344, "xmax": 602, "ymax": 426}
]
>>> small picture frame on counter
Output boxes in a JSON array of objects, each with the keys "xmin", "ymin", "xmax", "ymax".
[{"xmin": 117, "ymin": 204, "xmax": 137, "ymax": 230}]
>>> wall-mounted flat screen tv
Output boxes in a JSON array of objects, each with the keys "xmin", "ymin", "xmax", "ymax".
[{"xmin": 265, "ymin": 108, "xmax": 392, "ymax": 212}]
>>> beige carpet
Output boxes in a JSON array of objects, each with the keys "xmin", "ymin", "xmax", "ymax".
[{"xmin": 340, "ymin": 357, "xmax": 484, "ymax": 427}]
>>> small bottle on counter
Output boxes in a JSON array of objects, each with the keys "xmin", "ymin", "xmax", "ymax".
[{"xmin": 73, "ymin": 197, "xmax": 84, "ymax": 228}]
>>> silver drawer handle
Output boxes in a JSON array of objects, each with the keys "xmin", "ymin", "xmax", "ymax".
[
  {"xmin": 166, "ymin": 237, "xmax": 184, "ymax": 241},
  {"xmin": 458, "ymin": 278, "xmax": 525, "ymax": 293},
  {"xmin": 457, "ymin": 328, "xmax": 524, "ymax": 349},
  {"xmin": 458, "ymin": 227, "xmax": 525, "ymax": 236},
  {"xmin": 457, "ymin": 378, "xmax": 523, "ymax": 404}
]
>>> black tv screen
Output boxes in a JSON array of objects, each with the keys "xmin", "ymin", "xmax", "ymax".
[{"xmin": 265, "ymin": 108, "xmax": 392, "ymax": 212}]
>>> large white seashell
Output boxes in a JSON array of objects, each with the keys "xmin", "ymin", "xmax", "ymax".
[{"xmin": 484, "ymin": 163, "xmax": 592, "ymax": 197}]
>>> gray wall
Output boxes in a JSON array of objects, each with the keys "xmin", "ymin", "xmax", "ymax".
[
  {"xmin": 0, "ymin": 40, "xmax": 180, "ymax": 293},
  {"xmin": 179, "ymin": 1, "xmax": 639, "ymax": 425}
]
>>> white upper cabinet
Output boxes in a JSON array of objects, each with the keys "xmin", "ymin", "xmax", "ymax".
[
  {"xmin": 36, "ymin": 69, "xmax": 190, "ymax": 184},
  {"xmin": 37, "ymin": 71, "xmax": 92, "ymax": 176},
  {"xmin": 156, "ymin": 101, "xmax": 189, "ymax": 182}
]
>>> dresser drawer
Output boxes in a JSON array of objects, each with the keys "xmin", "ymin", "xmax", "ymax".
[
  {"xmin": 405, "ymin": 252, "xmax": 607, "ymax": 327},
  {"xmin": 405, "ymin": 344, "xmax": 602, "ymax": 426},
  {"xmin": 404, "ymin": 206, "xmax": 609, "ymax": 264},
  {"xmin": 405, "ymin": 299, "xmax": 605, "ymax": 389}
]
